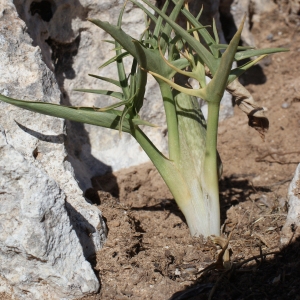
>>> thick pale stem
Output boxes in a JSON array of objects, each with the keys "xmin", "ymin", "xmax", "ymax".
[
  {"xmin": 202, "ymin": 101, "xmax": 221, "ymax": 236},
  {"xmin": 159, "ymin": 81, "xmax": 180, "ymax": 163}
]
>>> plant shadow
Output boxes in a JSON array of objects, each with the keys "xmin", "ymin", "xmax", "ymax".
[
  {"xmin": 169, "ymin": 235, "xmax": 300, "ymax": 300},
  {"xmin": 219, "ymin": 175, "xmax": 272, "ymax": 225}
]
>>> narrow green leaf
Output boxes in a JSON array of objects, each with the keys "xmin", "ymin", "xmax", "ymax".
[
  {"xmin": 119, "ymin": 105, "xmax": 131, "ymax": 136},
  {"xmin": 159, "ymin": 0, "xmax": 185, "ymax": 54},
  {"xmin": 153, "ymin": 0, "xmax": 169, "ymax": 47},
  {"xmin": 111, "ymin": 46, "xmax": 124, "ymax": 51},
  {"xmin": 212, "ymin": 18, "xmax": 219, "ymax": 45},
  {"xmin": 156, "ymin": 42, "xmax": 197, "ymax": 81},
  {"xmin": 95, "ymin": 98, "xmax": 133, "ymax": 112},
  {"xmin": 117, "ymin": 0, "xmax": 127, "ymax": 28},
  {"xmin": 131, "ymin": 41, "xmax": 148, "ymax": 112},
  {"xmin": 142, "ymin": 14, "xmax": 150, "ymax": 43},
  {"xmin": 129, "ymin": 58, "xmax": 138, "ymax": 91},
  {"xmin": 88, "ymin": 74, "xmax": 121, "ymax": 87},
  {"xmin": 74, "ymin": 89, "xmax": 124, "ymax": 100},
  {"xmin": 147, "ymin": 69, "xmax": 206, "ymax": 99},
  {"xmin": 141, "ymin": 39, "xmax": 158, "ymax": 48},
  {"xmin": 89, "ymin": 19, "xmax": 166, "ymax": 75},
  {"xmin": 195, "ymin": 5, "xmax": 203, "ymax": 21},
  {"xmin": 179, "ymin": 3, "xmax": 218, "ymax": 59},
  {"xmin": 98, "ymin": 51, "xmax": 129, "ymax": 69},
  {"xmin": 228, "ymin": 55, "xmax": 267, "ymax": 83},
  {"xmin": 206, "ymin": 16, "xmax": 245, "ymax": 102},
  {"xmin": 235, "ymin": 47, "xmax": 289, "ymax": 61},
  {"xmin": 167, "ymin": 58, "xmax": 190, "ymax": 78},
  {"xmin": 102, "ymin": 39, "xmax": 115, "ymax": 44},
  {"xmin": 132, "ymin": 118, "xmax": 158, "ymax": 127},
  {"xmin": 187, "ymin": 26, "xmax": 211, "ymax": 33},
  {"xmin": 212, "ymin": 44, "xmax": 254, "ymax": 51},
  {"xmin": 0, "ymin": 94, "xmax": 131, "ymax": 132}
]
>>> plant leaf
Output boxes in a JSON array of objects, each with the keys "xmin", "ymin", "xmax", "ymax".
[
  {"xmin": 132, "ymin": 118, "xmax": 158, "ymax": 127},
  {"xmin": 146, "ymin": 68, "xmax": 207, "ymax": 99},
  {"xmin": 206, "ymin": 16, "xmax": 245, "ymax": 102},
  {"xmin": 153, "ymin": 0, "xmax": 169, "ymax": 47},
  {"xmin": 179, "ymin": 3, "xmax": 218, "ymax": 58},
  {"xmin": 98, "ymin": 51, "xmax": 129, "ymax": 69},
  {"xmin": 74, "ymin": 89, "xmax": 124, "ymax": 100},
  {"xmin": 102, "ymin": 39, "xmax": 115, "ymax": 44},
  {"xmin": 228, "ymin": 55, "xmax": 267, "ymax": 83},
  {"xmin": 212, "ymin": 18, "xmax": 219, "ymax": 45},
  {"xmin": 88, "ymin": 74, "xmax": 121, "ymax": 87},
  {"xmin": 116, "ymin": 4, "xmax": 131, "ymax": 99},
  {"xmin": 0, "ymin": 94, "xmax": 132, "ymax": 132},
  {"xmin": 212, "ymin": 44, "xmax": 254, "ymax": 51},
  {"xmin": 89, "ymin": 19, "xmax": 168, "ymax": 76},
  {"xmin": 235, "ymin": 47, "xmax": 289, "ymax": 61},
  {"xmin": 159, "ymin": 0, "xmax": 185, "ymax": 54}
]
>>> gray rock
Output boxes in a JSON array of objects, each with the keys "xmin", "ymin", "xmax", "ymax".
[
  {"xmin": 281, "ymin": 164, "xmax": 300, "ymax": 246},
  {"xmin": 220, "ymin": 0, "xmax": 276, "ymax": 47},
  {"xmin": 0, "ymin": 1, "xmax": 106, "ymax": 299}
]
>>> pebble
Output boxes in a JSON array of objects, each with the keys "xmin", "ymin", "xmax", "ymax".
[
  {"xmin": 267, "ymin": 33, "xmax": 273, "ymax": 41},
  {"xmin": 110, "ymin": 220, "xmax": 120, "ymax": 227},
  {"xmin": 281, "ymin": 102, "xmax": 290, "ymax": 109},
  {"xmin": 272, "ymin": 274, "xmax": 281, "ymax": 284}
]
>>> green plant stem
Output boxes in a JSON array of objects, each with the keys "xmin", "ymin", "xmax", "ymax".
[
  {"xmin": 202, "ymin": 101, "xmax": 221, "ymax": 235},
  {"xmin": 132, "ymin": 126, "xmax": 169, "ymax": 169},
  {"xmin": 158, "ymin": 81, "xmax": 180, "ymax": 163}
]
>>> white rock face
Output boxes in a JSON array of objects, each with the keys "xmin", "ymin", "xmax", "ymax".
[
  {"xmin": 281, "ymin": 164, "xmax": 300, "ymax": 246},
  {"xmin": 0, "ymin": 1, "xmax": 106, "ymax": 299}
]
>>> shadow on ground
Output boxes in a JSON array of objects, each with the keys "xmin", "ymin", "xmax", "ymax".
[{"xmin": 169, "ymin": 235, "xmax": 300, "ymax": 300}]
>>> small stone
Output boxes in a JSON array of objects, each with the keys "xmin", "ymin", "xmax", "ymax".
[
  {"xmin": 272, "ymin": 274, "xmax": 281, "ymax": 284},
  {"xmin": 281, "ymin": 102, "xmax": 291, "ymax": 109},
  {"xmin": 175, "ymin": 268, "xmax": 181, "ymax": 276},
  {"xmin": 281, "ymin": 164, "xmax": 300, "ymax": 246},
  {"xmin": 218, "ymin": 127, "xmax": 227, "ymax": 135},
  {"xmin": 278, "ymin": 197, "xmax": 287, "ymax": 209},
  {"xmin": 110, "ymin": 220, "xmax": 121, "ymax": 227},
  {"xmin": 267, "ymin": 33, "xmax": 274, "ymax": 41}
]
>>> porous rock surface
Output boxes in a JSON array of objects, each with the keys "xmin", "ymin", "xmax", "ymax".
[
  {"xmin": 0, "ymin": 1, "xmax": 106, "ymax": 299},
  {"xmin": 281, "ymin": 164, "xmax": 300, "ymax": 246}
]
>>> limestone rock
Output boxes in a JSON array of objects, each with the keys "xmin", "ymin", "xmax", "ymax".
[
  {"xmin": 220, "ymin": 0, "xmax": 277, "ymax": 47},
  {"xmin": 281, "ymin": 164, "xmax": 300, "ymax": 246},
  {"xmin": 0, "ymin": 2, "xmax": 106, "ymax": 299}
]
